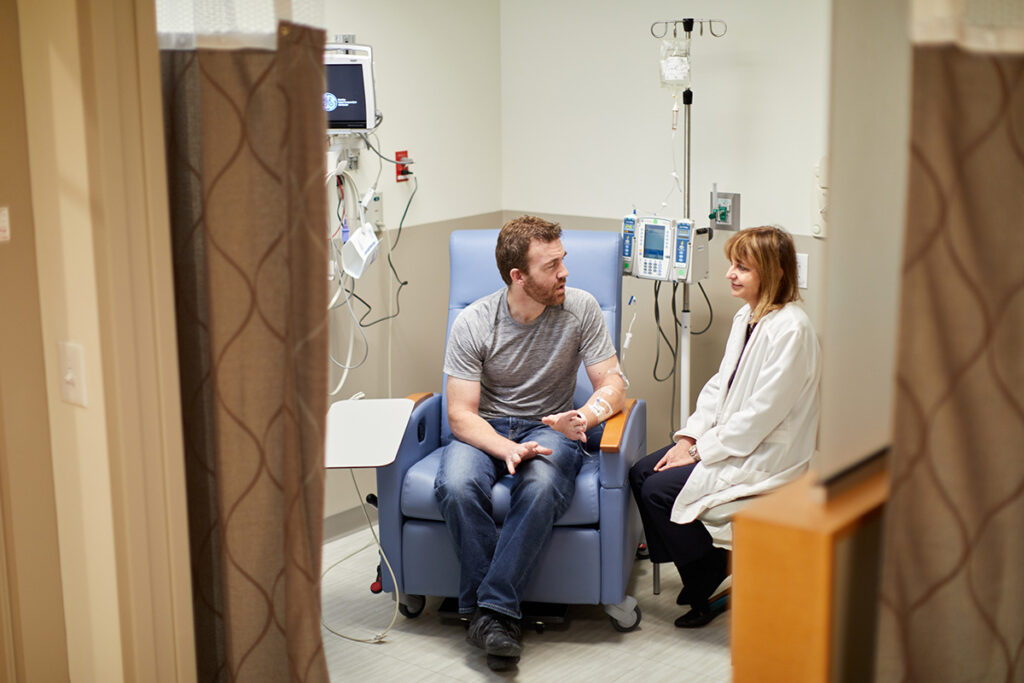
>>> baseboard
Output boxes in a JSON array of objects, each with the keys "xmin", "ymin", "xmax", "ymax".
[{"xmin": 323, "ymin": 504, "xmax": 378, "ymax": 543}]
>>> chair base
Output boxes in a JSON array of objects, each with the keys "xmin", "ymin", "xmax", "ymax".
[{"xmin": 438, "ymin": 597, "xmax": 568, "ymax": 633}]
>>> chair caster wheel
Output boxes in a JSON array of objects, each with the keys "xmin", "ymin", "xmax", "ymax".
[
  {"xmin": 398, "ymin": 594, "xmax": 425, "ymax": 618},
  {"xmin": 604, "ymin": 596, "xmax": 641, "ymax": 632},
  {"xmin": 610, "ymin": 605, "xmax": 642, "ymax": 632}
]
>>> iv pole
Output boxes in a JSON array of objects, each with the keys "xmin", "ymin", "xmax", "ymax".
[{"xmin": 677, "ymin": 20, "xmax": 694, "ymax": 430}]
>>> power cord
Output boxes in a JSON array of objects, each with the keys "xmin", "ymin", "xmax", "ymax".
[
  {"xmin": 320, "ymin": 468, "xmax": 401, "ymax": 644},
  {"xmin": 353, "ymin": 175, "xmax": 418, "ymax": 328},
  {"xmin": 691, "ymin": 281, "xmax": 713, "ymax": 335}
]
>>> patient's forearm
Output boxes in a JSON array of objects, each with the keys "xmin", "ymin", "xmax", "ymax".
[
  {"xmin": 577, "ymin": 382, "xmax": 625, "ymax": 430},
  {"xmin": 449, "ymin": 410, "xmax": 518, "ymax": 460}
]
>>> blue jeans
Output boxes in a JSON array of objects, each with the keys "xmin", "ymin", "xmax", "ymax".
[{"xmin": 434, "ymin": 418, "xmax": 584, "ymax": 619}]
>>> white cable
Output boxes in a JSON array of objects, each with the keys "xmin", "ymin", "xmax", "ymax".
[
  {"xmin": 328, "ymin": 269, "xmax": 369, "ymax": 396},
  {"xmin": 658, "ymin": 127, "xmax": 684, "ymax": 212},
  {"xmin": 320, "ymin": 468, "xmax": 401, "ymax": 644},
  {"xmin": 328, "ymin": 310, "xmax": 354, "ymax": 396},
  {"xmin": 386, "ymin": 222, "xmax": 395, "ymax": 398}
]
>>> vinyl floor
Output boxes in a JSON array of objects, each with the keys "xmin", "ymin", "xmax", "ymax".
[{"xmin": 320, "ymin": 525, "xmax": 732, "ymax": 682}]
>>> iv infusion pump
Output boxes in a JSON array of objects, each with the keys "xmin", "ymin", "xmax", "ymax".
[{"xmin": 622, "ymin": 215, "xmax": 709, "ymax": 283}]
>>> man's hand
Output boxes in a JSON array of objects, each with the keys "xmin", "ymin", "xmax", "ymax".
[
  {"xmin": 542, "ymin": 410, "xmax": 589, "ymax": 442},
  {"xmin": 653, "ymin": 438, "xmax": 697, "ymax": 472},
  {"xmin": 506, "ymin": 441, "xmax": 553, "ymax": 475}
]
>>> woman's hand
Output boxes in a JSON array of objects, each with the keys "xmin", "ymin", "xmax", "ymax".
[
  {"xmin": 653, "ymin": 438, "xmax": 697, "ymax": 471},
  {"xmin": 542, "ymin": 410, "xmax": 589, "ymax": 442}
]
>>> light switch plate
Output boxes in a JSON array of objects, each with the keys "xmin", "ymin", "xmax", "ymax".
[
  {"xmin": 0, "ymin": 206, "xmax": 10, "ymax": 242},
  {"xmin": 59, "ymin": 341, "xmax": 88, "ymax": 407}
]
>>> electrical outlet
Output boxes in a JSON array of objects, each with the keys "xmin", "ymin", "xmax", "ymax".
[{"xmin": 395, "ymin": 150, "xmax": 410, "ymax": 182}]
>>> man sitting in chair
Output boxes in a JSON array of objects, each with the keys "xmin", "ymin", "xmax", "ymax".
[{"xmin": 434, "ymin": 216, "xmax": 626, "ymax": 671}]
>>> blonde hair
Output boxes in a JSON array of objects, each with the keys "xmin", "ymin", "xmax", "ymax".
[{"xmin": 723, "ymin": 226, "xmax": 800, "ymax": 321}]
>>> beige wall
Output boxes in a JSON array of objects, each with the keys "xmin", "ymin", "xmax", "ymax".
[
  {"xmin": 17, "ymin": 0, "xmax": 126, "ymax": 676},
  {"xmin": 325, "ymin": 213, "xmax": 504, "ymax": 518},
  {"xmin": 325, "ymin": 211, "xmax": 828, "ymax": 523},
  {"xmin": 9, "ymin": 0, "xmax": 195, "ymax": 679},
  {"xmin": 0, "ymin": 2, "xmax": 70, "ymax": 679}
]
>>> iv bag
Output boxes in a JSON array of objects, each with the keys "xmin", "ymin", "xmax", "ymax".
[
  {"xmin": 341, "ymin": 222, "xmax": 380, "ymax": 278},
  {"xmin": 660, "ymin": 36, "xmax": 691, "ymax": 89}
]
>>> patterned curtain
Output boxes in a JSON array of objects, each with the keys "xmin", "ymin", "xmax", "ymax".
[
  {"xmin": 162, "ymin": 22, "xmax": 329, "ymax": 682},
  {"xmin": 875, "ymin": 46, "xmax": 1024, "ymax": 680}
]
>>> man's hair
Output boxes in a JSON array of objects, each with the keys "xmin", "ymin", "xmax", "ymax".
[
  {"xmin": 495, "ymin": 215, "xmax": 563, "ymax": 286},
  {"xmin": 724, "ymin": 225, "xmax": 801, "ymax": 320}
]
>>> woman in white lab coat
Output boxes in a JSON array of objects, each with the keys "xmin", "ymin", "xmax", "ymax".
[{"xmin": 629, "ymin": 225, "xmax": 820, "ymax": 628}]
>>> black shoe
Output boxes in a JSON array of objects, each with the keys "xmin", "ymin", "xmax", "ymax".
[
  {"xmin": 466, "ymin": 610, "xmax": 495, "ymax": 651},
  {"xmin": 674, "ymin": 600, "xmax": 726, "ymax": 628},
  {"xmin": 466, "ymin": 609, "xmax": 523, "ymax": 658},
  {"xmin": 487, "ymin": 653, "xmax": 520, "ymax": 671}
]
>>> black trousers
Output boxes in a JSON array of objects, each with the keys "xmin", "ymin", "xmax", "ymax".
[{"xmin": 629, "ymin": 445, "xmax": 715, "ymax": 571}]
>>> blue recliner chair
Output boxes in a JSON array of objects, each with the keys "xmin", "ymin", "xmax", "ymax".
[{"xmin": 375, "ymin": 229, "xmax": 647, "ymax": 630}]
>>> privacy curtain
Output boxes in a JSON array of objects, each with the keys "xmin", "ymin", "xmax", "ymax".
[
  {"xmin": 876, "ymin": 4, "xmax": 1024, "ymax": 679},
  {"xmin": 161, "ymin": 22, "xmax": 329, "ymax": 682}
]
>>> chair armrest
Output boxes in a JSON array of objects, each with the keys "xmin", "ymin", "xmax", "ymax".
[
  {"xmin": 599, "ymin": 398, "xmax": 635, "ymax": 453},
  {"xmin": 597, "ymin": 398, "xmax": 646, "ymax": 489},
  {"xmin": 406, "ymin": 392, "xmax": 434, "ymax": 409},
  {"xmin": 377, "ymin": 392, "xmax": 441, "ymax": 486}
]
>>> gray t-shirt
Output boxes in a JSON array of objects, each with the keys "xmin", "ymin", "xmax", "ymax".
[{"xmin": 444, "ymin": 287, "xmax": 616, "ymax": 420}]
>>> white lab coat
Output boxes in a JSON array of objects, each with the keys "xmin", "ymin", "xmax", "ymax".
[{"xmin": 671, "ymin": 301, "xmax": 821, "ymax": 545}]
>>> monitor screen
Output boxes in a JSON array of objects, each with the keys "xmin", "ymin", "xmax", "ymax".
[
  {"xmin": 643, "ymin": 224, "xmax": 666, "ymax": 259},
  {"xmin": 324, "ymin": 62, "xmax": 369, "ymax": 129}
]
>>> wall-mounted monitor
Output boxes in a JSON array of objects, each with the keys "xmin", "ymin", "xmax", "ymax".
[{"xmin": 324, "ymin": 43, "xmax": 377, "ymax": 131}]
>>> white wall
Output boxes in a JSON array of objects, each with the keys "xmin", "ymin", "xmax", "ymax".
[
  {"xmin": 321, "ymin": 0, "xmax": 835, "ymax": 520},
  {"xmin": 817, "ymin": 0, "xmax": 910, "ymax": 480},
  {"xmin": 322, "ymin": 1, "xmax": 501, "ymax": 518},
  {"xmin": 323, "ymin": 0, "xmax": 502, "ymax": 229},
  {"xmin": 500, "ymin": 0, "xmax": 831, "ymax": 237}
]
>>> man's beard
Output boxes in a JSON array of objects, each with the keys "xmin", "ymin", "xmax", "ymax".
[{"xmin": 524, "ymin": 277, "xmax": 566, "ymax": 307}]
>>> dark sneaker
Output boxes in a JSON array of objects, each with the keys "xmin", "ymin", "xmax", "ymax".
[
  {"xmin": 487, "ymin": 653, "xmax": 520, "ymax": 671},
  {"xmin": 485, "ymin": 616, "xmax": 522, "ymax": 658},
  {"xmin": 466, "ymin": 610, "xmax": 497, "ymax": 651},
  {"xmin": 674, "ymin": 599, "xmax": 727, "ymax": 628},
  {"xmin": 466, "ymin": 609, "xmax": 523, "ymax": 658}
]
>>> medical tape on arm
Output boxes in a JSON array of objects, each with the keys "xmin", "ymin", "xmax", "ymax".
[
  {"xmin": 586, "ymin": 396, "xmax": 613, "ymax": 420},
  {"xmin": 609, "ymin": 364, "xmax": 630, "ymax": 390}
]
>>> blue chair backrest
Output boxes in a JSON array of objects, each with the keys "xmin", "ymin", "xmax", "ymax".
[{"xmin": 440, "ymin": 229, "xmax": 623, "ymax": 442}]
